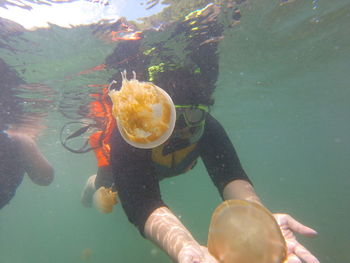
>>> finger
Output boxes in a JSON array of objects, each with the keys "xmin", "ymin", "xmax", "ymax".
[
  {"xmin": 179, "ymin": 255, "xmax": 198, "ymax": 263},
  {"xmin": 285, "ymin": 215, "xmax": 318, "ymax": 236},
  {"xmin": 285, "ymin": 253, "xmax": 302, "ymax": 263},
  {"xmin": 294, "ymin": 244, "xmax": 320, "ymax": 263}
]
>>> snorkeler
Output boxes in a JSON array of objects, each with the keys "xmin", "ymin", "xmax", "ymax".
[
  {"xmin": 95, "ymin": 70, "xmax": 319, "ymax": 263},
  {"xmin": 0, "ymin": 59, "xmax": 54, "ymax": 210},
  {"xmin": 80, "ymin": 70, "xmax": 320, "ymax": 263},
  {"xmin": 81, "ymin": 68, "xmax": 319, "ymax": 263},
  {"xmin": 0, "ymin": 129, "xmax": 55, "ymax": 209},
  {"xmin": 78, "ymin": 4, "xmax": 319, "ymax": 263}
]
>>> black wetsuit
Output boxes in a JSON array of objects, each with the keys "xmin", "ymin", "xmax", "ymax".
[
  {"xmin": 109, "ymin": 114, "xmax": 251, "ymax": 235},
  {"xmin": 0, "ymin": 131, "xmax": 25, "ymax": 209}
]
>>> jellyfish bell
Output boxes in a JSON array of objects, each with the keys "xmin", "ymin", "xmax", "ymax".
[
  {"xmin": 81, "ymin": 248, "xmax": 93, "ymax": 261},
  {"xmin": 93, "ymin": 187, "xmax": 118, "ymax": 214},
  {"xmin": 207, "ymin": 200, "xmax": 287, "ymax": 263},
  {"xmin": 108, "ymin": 72, "xmax": 176, "ymax": 149}
]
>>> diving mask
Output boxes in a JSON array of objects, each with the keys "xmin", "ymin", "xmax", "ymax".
[{"xmin": 175, "ymin": 104, "xmax": 209, "ymax": 127}]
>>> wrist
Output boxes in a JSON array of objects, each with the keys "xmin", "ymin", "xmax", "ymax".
[{"xmin": 177, "ymin": 241, "xmax": 205, "ymax": 263}]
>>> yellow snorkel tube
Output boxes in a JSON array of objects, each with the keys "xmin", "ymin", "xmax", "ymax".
[{"xmin": 108, "ymin": 71, "xmax": 176, "ymax": 149}]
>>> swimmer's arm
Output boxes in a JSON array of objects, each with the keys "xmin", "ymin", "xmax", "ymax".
[
  {"xmin": 223, "ymin": 180, "xmax": 320, "ymax": 263},
  {"xmin": 200, "ymin": 115, "xmax": 258, "ymax": 204},
  {"xmin": 223, "ymin": 179, "xmax": 263, "ymax": 205},
  {"xmin": 9, "ymin": 132, "xmax": 54, "ymax": 186},
  {"xmin": 144, "ymin": 206, "xmax": 218, "ymax": 263}
]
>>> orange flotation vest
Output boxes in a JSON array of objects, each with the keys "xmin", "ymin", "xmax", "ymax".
[{"xmin": 88, "ymin": 87, "xmax": 116, "ymax": 167}]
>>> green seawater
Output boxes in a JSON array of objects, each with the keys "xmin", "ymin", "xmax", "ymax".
[{"xmin": 1, "ymin": 1, "xmax": 350, "ymax": 263}]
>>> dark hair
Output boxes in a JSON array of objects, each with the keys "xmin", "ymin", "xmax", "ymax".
[
  {"xmin": 105, "ymin": 4, "xmax": 223, "ymax": 106},
  {"xmin": 153, "ymin": 68, "xmax": 214, "ymax": 106},
  {"xmin": 106, "ymin": 39, "xmax": 150, "ymax": 90}
]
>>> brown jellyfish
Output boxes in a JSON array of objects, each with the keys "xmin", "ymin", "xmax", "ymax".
[
  {"xmin": 81, "ymin": 248, "xmax": 92, "ymax": 261},
  {"xmin": 93, "ymin": 187, "xmax": 118, "ymax": 214},
  {"xmin": 208, "ymin": 200, "xmax": 287, "ymax": 263}
]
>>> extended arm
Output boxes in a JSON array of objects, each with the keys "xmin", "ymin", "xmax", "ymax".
[
  {"xmin": 223, "ymin": 180, "xmax": 319, "ymax": 263},
  {"xmin": 144, "ymin": 207, "xmax": 218, "ymax": 263},
  {"xmin": 223, "ymin": 179, "xmax": 262, "ymax": 204},
  {"xmin": 110, "ymin": 130, "xmax": 218, "ymax": 263},
  {"xmin": 202, "ymin": 115, "xmax": 319, "ymax": 263},
  {"xmin": 8, "ymin": 131, "xmax": 54, "ymax": 186}
]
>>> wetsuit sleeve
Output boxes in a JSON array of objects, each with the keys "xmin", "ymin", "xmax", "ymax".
[
  {"xmin": 199, "ymin": 114, "xmax": 252, "ymax": 198},
  {"xmin": 0, "ymin": 132, "xmax": 25, "ymax": 209},
  {"xmin": 109, "ymin": 129, "xmax": 166, "ymax": 236}
]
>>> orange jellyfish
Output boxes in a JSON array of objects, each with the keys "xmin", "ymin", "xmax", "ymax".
[
  {"xmin": 81, "ymin": 248, "xmax": 92, "ymax": 261},
  {"xmin": 93, "ymin": 187, "xmax": 118, "ymax": 214},
  {"xmin": 208, "ymin": 200, "xmax": 287, "ymax": 263},
  {"xmin": 108, "ymin": 71, "xmax": 176, "ymax": 149}
]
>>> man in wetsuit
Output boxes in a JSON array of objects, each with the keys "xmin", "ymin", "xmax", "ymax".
[
  {"xmin": 0, "ymin": 129, "xmax": 54, "ymax": 209},
  {"xmin": 0, "ymin": 58, "xmax": 54, "ymax": 209},
  {"xmin": 80, "ymin": 5, "xmax": 319, "ymax": 262},
  {"xmin": 81, "ymin": 69, "xmax": 319, "ymax": 263}
]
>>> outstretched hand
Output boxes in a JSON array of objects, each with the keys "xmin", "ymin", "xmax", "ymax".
[
  {"xmin": 178, "ymin": 244, "xmax": 219, "ymax": 263},
  {"xmin": 273, "ymin": 213, "xmax": 320, "ymax": 263}
]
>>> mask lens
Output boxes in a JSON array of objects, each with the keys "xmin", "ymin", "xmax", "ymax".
[
  {"xmin": 184, "ymin": 108, "xmax": 205, "ymax": 125},
  {"xmin": 175, "ymin": 105, "xmax": 209, "ymax": 127}
]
